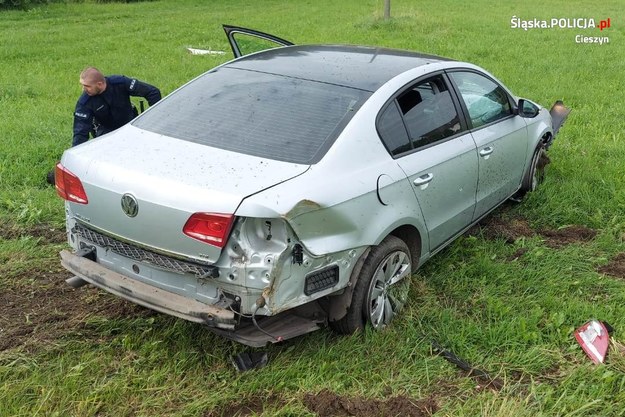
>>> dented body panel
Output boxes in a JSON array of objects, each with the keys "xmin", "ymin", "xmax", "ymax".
[{"xmin": 58, "ymin": 39, "xmax": 567, "ymax": 345}]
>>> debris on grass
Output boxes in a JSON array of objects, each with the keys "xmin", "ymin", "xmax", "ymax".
[
  {"xmin": 186, "ymin": 47, "xmax": 225, "ymax": 55},
  {"xmin": 231, "ymin": 350, "xmax": 269, "ymax": 372},
  {"xmin": 431, "ymin": 340, "xmax": 504, "ymax": 391},
  {"xmin": 574, "ymin": 320, "xmax": 611, "ymax": 364}
]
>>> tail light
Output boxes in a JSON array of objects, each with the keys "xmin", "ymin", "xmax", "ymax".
[
  {"xmin": 183, "ymin": 213, "xmax": 234, "ymax": 248},
  {"xmin": 55, "ymin": 163, "xmax": 88, "ymax": 204}
]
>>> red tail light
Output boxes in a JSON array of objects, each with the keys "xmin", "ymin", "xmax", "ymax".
[
  {"xmin": 183, "ymin": 213, "xmax": 234, "ymax": 248},
  {"xmin": 55, "ymin": 163, "xmax": 88, "ymax": 204}
]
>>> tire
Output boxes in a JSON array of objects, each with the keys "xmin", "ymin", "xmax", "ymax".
[
  {"xmin": 330, "ymin": 235, "xmax": 412, "ymax": 334},
  {"xmin": 511, "ymin": 145, "xmax": 548, "ymax": 202},
  {"xmin": 522, "ymin": 146, "xmax": 548, "ymax": 193}
]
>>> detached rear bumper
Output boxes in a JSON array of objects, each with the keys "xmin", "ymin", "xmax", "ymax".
[{"xmin": 60, "ymin": 250, "xmax": 236, "ymax": 329}]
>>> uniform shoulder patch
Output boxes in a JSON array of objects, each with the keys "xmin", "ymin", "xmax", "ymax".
[{"xmin": 107, "ymin": 75, "xmax": 128, "ymax": 85}]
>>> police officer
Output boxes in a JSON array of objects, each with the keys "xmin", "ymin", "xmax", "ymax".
[
  {"xmin": 72, "ymin": 67, "xmax": 161, "ymax": 146},
  {"xmin": 47, "ymin": 67, "xmax": 161, "ymax": 184}
]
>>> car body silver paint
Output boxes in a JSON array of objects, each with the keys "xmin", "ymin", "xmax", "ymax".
[{"xmin": 60, "ymin": 48, "xmax": 558, "ymax": 340}]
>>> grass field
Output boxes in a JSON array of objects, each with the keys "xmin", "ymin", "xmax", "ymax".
[{"xmin": 1, "ymin": 0, "xmax": 625, "ymax": 415}]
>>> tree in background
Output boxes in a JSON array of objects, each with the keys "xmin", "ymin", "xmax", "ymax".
[{"xmin": 384, "ymin": 0, "xmax": 391, "ymax": 19}]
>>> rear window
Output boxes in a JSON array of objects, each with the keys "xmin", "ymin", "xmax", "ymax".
[{"xmin": 133, "ymin": 67, "xmax": 370, "ymax": 164}]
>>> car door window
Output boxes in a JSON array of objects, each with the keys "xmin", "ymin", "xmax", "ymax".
[
  {"xmin": 377, "ymin": 75, "xmax": 462, "ymax": 156},
  {"xmin": 377, "ymin": 102, "xmax": 411, "ymax": 156},
  {"xmin": 399, "ymin": 76, "xmax": 462, "ymax": 149},
  {"xmin": 449, "ymin": 71, "xmax": 512, "ymax": 129}
]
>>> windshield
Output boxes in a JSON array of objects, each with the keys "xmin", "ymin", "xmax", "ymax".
[{"xmin": 133, "ymin": 67, "xmax": 370, "ymax": 164}]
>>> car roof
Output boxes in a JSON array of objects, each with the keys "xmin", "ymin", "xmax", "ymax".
[{"xmin": 224, "ymin": 45, "xmax": 453, "ymax": 92}]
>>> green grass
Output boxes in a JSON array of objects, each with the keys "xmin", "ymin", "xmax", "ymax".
[{"xmin": 2, "ymin": 0, "xmax": 625, "ymax": 416}]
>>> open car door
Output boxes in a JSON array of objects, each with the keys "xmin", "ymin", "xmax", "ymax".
[{"xmin": 223, "ymin": 24, "xmax": 294, "ymax": 58}]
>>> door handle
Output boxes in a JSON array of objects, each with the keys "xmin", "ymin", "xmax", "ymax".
[
  {"xmin": 479, "ymin": 147, "xmax": 494, "ymax": 157},
  {"xmin": 413, "ymin": 173, "xmax": 434, "ymax": 186}
]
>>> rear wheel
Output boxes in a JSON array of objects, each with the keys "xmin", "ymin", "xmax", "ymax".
[{"xmin": 330, "ymin": 235, "xmax": 412, "ymax": 334}]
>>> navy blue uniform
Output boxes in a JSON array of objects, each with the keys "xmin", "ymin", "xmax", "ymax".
[{"xmin": 72, "ymin": 75, "xmax": 161, "ymax": 146}]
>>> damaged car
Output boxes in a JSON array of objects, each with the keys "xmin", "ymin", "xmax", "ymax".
[{"xmin": 56, "ymin": 25, "xmax": 570, "ymax": 346}]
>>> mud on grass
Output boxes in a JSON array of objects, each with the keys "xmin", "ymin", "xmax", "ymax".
[
  {"xmin": 0, "ymin": 260, "xmax": 154, "ymax": 353},
  {"xmin": 302, "ymin": 389, "xmax": 437, "ymax": 417},
  {"xmin": 1, "ymin": 219, "xmax": 155, "ymax": 353},
  {"xmin": 597, "ymin": 253, "xmax": 625, "ymax": 279},
  {"xmin": 0, "ymin": 222, "xmax": 67, "ymax": 245},
  {"xmin": 471, "ymin": 214, "xmax": 597, "ymax": 250},
  {"xmin": 204, "ymin": 390, "xmax": 437, "ymax": 417}
]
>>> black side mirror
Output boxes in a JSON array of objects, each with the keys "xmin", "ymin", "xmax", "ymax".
[{"xmin": 518, "ymin": 99, "xmax": 539, "ymax": 118}]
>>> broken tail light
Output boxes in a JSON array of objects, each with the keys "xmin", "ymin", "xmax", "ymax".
[
  {"xmin": 183, "ymin": 213, "xmax": 234, "ymax": 248},
  {"xmin": 55, "ymin": 163, "xmax": 88, "ymax": 204}
]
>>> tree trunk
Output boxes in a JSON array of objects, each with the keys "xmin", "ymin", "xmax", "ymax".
[{"xmin": 384, "ymin": 0, "xmax": 391, "ymax": 20}]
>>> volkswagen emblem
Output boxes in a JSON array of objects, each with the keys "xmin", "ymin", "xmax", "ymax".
[{"xmin": 121, "ymin": 193, "xmax": 139, "ymax": 218}]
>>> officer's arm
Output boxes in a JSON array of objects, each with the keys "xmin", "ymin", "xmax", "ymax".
[
  {"xmin": 72, "ymin": 103, "xmax": 93, "ymax": 147},
  {"xmin": 126, "ymin": 77, "xmax": 162, "ymax": 106}
]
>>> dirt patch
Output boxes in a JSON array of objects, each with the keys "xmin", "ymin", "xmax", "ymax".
[
  {"xmin": 507, "ymin": 247, "xmax": 529, "ymax": 261},
  {"xmin": 470, "ymin": 216, "xmax": 535, "ymax": 244},
  {"xmin": 597, "ymin": 253, "xmax": 625, "ymax": 278},
  {"xmin": 463, "ymin": 369, "xmax": 504, "ymax": 392},
  {"xmin": 472, "ymin": 216, "xmax": 597, "ymax": 249},
  {"xmin": 302, "ymin": 389, "xmax": 437, "ymax": 417},
  {"xmin": 0, "ymin": 222, "xmax": 67, "ymax": 245},
  {"xmin": 539, "ymin": 226, "xmax": 597, "ymax": 249},
  {"xmin": 0, "ymin": 262, "xmax": 153, "ymax": 353},
  {"xmin": 203, "ymin": 394, "xmax": 283, "ymax": 417}
]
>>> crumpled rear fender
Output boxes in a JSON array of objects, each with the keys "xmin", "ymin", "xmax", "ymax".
[{"xmin": 282, "ymin": 186, "xmax": 428, "ymax": 260}]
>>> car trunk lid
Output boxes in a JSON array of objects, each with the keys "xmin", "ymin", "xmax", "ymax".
[{"xmin": 61, "ymin": 124, "xmax": 309, "ymax": 263}]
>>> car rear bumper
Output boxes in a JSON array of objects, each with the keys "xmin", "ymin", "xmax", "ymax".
[{"xmin": 60, "ymin": 249, "xmax": 236, "ymax": 330}]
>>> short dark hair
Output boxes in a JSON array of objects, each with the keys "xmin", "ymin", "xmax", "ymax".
[{"xmin": 80, "ymin": 67, "xmax": 105, "ymax": 83}]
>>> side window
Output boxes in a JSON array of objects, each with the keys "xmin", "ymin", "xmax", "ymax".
[
  {"xmin": 398, "ymin": 76, "xmax": 462, "ymax": 149},
  {"xmin": 449, "ymin": 71, "xmax": 512, "ymax": 129},
  {"xmin": 378, "ymin": 102, "xmax": 411, "ymax": 156}
]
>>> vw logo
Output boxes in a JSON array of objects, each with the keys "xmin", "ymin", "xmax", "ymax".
[{"xmin": 121, "ymin": 193, "xmax": 139, "ymax": 218}]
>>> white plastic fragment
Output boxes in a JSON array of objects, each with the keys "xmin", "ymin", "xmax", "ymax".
[{"xmin": 186, "ymin": 47, "xmax": 226, "ymax": 55}]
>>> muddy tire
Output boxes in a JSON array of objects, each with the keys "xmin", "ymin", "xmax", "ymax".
[
  {"xmin": 329, "ymin": 235, "xmax": 412, "ymax": 334},
  {"xmin": 512, "ymin": 145, "xmax": 549, "ymax": 202},
  {"xmin": 523, "ymin": 146, "xmax": 548, "ymax": 192}
]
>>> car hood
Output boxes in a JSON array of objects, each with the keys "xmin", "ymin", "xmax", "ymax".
[{"xmin": 61, "ymin": 124, "xmax": 309, "ymax": 263}]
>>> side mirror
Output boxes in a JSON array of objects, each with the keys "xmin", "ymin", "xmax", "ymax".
[{"xmin": 518, "ymin": 99, "xmax": 539, "ymax": 118}]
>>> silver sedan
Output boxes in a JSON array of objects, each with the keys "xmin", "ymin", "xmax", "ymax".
[{"xmin": 56, "ymin": 25, "xmax": 569, "ymax": 346}]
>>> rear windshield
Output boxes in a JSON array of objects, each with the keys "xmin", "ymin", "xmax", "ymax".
[{"xmin": 133, "ymin": 67, "xmax": 370, "ymax": 164}]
